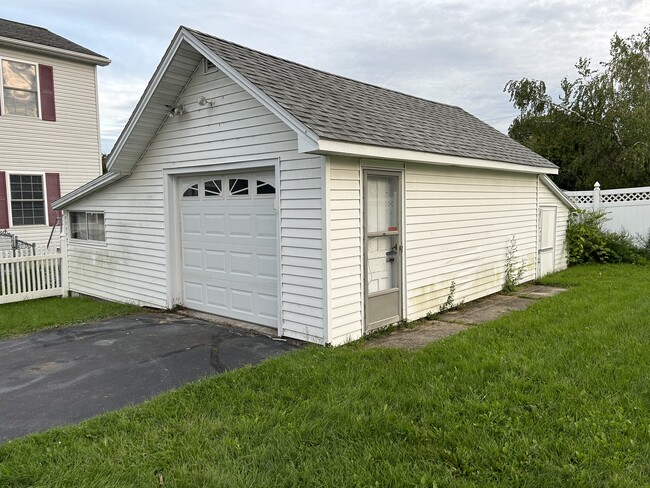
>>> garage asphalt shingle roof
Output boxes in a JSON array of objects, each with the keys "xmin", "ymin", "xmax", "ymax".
[
  {"xmin": 189, "ymin": 28, "xmax": 555, "ymax": 169},
  {"xmin": 0, "ymin": 18, "xmax": 106, "ymax": 59}
]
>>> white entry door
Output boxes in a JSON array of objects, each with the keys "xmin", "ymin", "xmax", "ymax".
[
  {"xmin": 539, "ymin": 206, "xmax": 557, "ymax": 277},
  {"xmin": 180, "ymin": 172, "xmax": 278, "ymax": 327}
]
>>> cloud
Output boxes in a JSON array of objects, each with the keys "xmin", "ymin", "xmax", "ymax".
[{"xmin": 5, "ymin": 0, "xmax": 649, "ymax": 150}]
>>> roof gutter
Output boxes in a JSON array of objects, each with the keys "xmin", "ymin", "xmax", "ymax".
[
  {"xmin": 312, "ymin": 139, "xmax": 559, "ymax": 175},
  {"xmin": 0, "ymin": 36, "xmax": 110, "ymax": 66}
]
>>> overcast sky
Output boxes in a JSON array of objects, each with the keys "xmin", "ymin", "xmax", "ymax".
[{"xmin": 4, "ymin": 0, "xmax": 649, "ymax": 153}]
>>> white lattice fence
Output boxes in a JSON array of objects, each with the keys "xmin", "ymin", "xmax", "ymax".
[
  {"xmin": 0, "ymin": 248, "xmax": 63, "ymax": 304},
  {"xmin": 565, "ymin": 183, "xmax": 650, "ymax": 237}
]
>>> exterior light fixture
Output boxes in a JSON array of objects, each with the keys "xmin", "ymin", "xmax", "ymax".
[
  {"xmin": 165, "ymin": 104, "xmax": 185, "ymax": 118},
  {"xmin": 197, "ymin": 96, "xmax": 215, "ymax": 107}
]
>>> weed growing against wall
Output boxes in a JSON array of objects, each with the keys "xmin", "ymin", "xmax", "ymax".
[
  {"xmin": 438, "ymin": 281, "xmax": 456, "ymax": 313},
  {"xmin": 503, "ymin": 236, "xmax": 525, "ymax": 292}
]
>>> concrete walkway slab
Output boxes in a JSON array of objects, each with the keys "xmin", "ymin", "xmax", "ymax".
[
  {"xmin": 366, "ymin": 285, "xmax": 567, "ymax": 351},
  {"xmin": 441, "ymin": 294, "xmax": 533, "ymax": 325},
  {"xmin": 366, "ymin": 321, "xmax": 468, "ymax": 351},
  {"xmin": 0, "ymin": 313, "xmax": 299, "ymax": 443}
]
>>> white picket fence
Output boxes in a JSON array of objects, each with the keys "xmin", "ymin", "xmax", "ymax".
[
  {"xmin": 0, "ymin": 248, "xmax": 63, "ymax": 304},
  {"xmin": 565, "ymin": 183, "xmax": 650, "ymax": 238}
]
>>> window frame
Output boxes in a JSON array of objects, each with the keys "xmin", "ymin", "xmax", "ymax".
[
  {"xmin": 69, "ymin": 210, "xmax": 106, "ymax": 243},
  {"xmin": 6, "ymin": 171, "xmax": 49, "ymax": 227},
  {"xmin": 0, "ymin": 56, "xmax": 42, "ymax": 119}
]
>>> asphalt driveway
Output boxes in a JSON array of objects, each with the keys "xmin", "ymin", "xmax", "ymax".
[{"xmin": 0, "ymin": 313, "xmax": 299, "ymax": 443}]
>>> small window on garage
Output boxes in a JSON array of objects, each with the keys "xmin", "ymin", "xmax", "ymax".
[
  {"xmin": 182, "ymin": 183, "xmax": 199, "ymax": 197},
  {"xmin": 204, "ymin": 179, "xmax": 222, "ymax": 197},
  {"xmin": 229, "ymin": 178, "xmax": 248, "ymax": 195},
  {"xmin": 70, "ymin": 211, "xmax": 105, "ymax": 241},
  {"xmin": 256, "ymin": 180, "xmax": 275, "ymax": 195},
  {"xmin": 204, "ymin": 58, "xmax": 217, "ymax": 74}
]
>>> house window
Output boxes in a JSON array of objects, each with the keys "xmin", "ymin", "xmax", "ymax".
[
  {"xmin": 2, "ymin": 59, "xmax": 39, "ymax": 117},
  {"xmin": 70, "ymin": 211, "xmax": 105, "ymax": 241},
  {"xmin": 9, "ymin": 174, "xmax": 46, "ymax": 226}
]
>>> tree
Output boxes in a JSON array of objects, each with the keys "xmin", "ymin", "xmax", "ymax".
[{"xmin": 505, "ymin": 27, "xmax": 650, "ymax": 190}]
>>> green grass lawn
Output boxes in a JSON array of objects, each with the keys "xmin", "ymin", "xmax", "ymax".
[
  {"xmin": 1, "ymin": 264, "xmax": 649, "ymax": 487},
  {"xmin": 0, "ymin": 296, "xmax": 143, "ymax": 339}
]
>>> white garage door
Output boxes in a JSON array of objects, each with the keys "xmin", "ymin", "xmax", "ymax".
[{"xmin": 180, "ymin": 171, "xmax": 278, "ymax": 327}]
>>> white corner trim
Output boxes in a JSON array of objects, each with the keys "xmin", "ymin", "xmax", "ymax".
[
  {"xmin": 0, "ymin": 36, "xmax": 110, "ymax": 66},
  {"xmin": 541, "ymin": 175, "xmax": 577, "ymax": 209},
  {"xmin": 313, "ymin": 139, "xmax": 559, "ymax": 175}
]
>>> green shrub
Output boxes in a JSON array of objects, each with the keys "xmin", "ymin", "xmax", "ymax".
[
  {"xmin": 566, "ymin": 210, "xmax": 645, "ymax": 265},
  {"xmin": 636, "ymin": 229, "xmax": 650, "ymax": 259}
]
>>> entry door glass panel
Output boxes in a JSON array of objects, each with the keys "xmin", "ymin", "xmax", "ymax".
[{"xmin": 367, "ymin": 176, "xmax": 398, "ymax": 233}]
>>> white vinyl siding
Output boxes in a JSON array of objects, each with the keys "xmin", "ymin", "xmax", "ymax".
[
  {"xmin": 539, "ymin": 180, "xmax": 569, "ymax": 272},
  {"xmin": 0, "ymin": 46, "xmax": 102, "ymax": 247},
  {"xmin": 65, "ymin": 58, "xmax": 326, "ymax": 342},
  {"xmin": 404, "ymin": 164, "xmax": 538, "ymax": 320},
  {"xmin": 328, "ymin": 157, "xmax": 363, "ymax": 345}
]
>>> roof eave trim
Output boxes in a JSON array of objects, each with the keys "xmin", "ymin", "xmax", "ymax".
[
  {"xmin": 540, "ymin": 174, "xmax": 578, "ymax": 209},
  {"xmin": 105, "ymin": 29, "xmax": 189, "ymax": 172},
  {"xmin": 312, "ymin": 139, "xmax": 559, "ymax": 175},
  {"xmin": 0, "ymin": 36, "xmax": 110, "ymax": 66},
  {"xmin": 52, "ymin": 172, "xmax": 125, "ymax": 210},
  {"xmin": 181, "ymin": 28, "xmax": 320, "ymax": 146}
]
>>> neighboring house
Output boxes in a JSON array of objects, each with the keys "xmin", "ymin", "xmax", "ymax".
[
  {"xmin": 54, "ymin": 27, "xmax": 574, "ymax": 345},
  {"xmin": 0, "ymin": 18, "xmax": 109, "ymax": 248}
]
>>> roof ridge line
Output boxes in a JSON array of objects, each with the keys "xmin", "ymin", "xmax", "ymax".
[
  {"xmin": 0, "ymin": 17, "xmax": 50, "ymax": 32},
  {"xmin": 183, "ymin": 25, "xmax": 463, "ymax": 112}
]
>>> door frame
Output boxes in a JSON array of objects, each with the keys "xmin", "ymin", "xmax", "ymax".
[
  {"xmin": 538, "ymin": 205, "xmax": 557, "ymax": 278},
  {"xmin": 163, "ymin": 158, "xmax": 281, "ymax": 334},
  {"xmin": 363, "ymin": 168, "xmax": 404, "ymax": 332}
]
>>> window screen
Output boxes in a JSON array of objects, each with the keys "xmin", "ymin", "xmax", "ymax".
[{"xmin": 2, "ymin": 60, "xmax": 39, "ymax": 117}]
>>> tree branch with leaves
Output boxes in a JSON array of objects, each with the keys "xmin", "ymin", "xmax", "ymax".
[{"xmin": 504, "ymin": 27, "xmax": 650, "ymax": 190}]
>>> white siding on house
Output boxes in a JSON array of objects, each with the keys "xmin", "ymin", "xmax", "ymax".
[
  {"xmin": 327, "ymin": 157, "xmax": 363, "ymax": 345},
  {"xmin": 65, "ymin": 54, "xmax": 326, "ymax": 343},
  {"xmin": 0, "ymin": 46, "xmax": 102, "ymax": 248},
  {"xmin": 405, "ymin": 163, "xmax": 538, "ymax": 320},
  {"xmin": 539, "ymin": 179, "xmax": 570, "ymax": 272}
]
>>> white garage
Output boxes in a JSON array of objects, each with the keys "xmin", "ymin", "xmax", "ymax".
[
  {"xmin": 179, "ymin": 171, "xmax": 278, "ymax": 326},
  {"xmin": 54, "ymin": 27, "xmax": 574, "ymax": 346}
]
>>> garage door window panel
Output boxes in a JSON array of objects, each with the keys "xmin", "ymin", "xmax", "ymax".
[
  {"xmin": 204, "ymin": 179, "xmax": 222, "ymax": 197},
  {"xmin": 256, "ymin": 180, "xmax": 275, "ymax": 195},
  {"xmin": 182, "ymin": 183, "xmax": 199, "ymax": 198},
  {"xmin": 229, "ymin": 178, "xmax": 248, "ymax": 196}
]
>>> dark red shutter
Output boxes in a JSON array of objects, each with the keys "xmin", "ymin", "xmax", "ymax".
[
  {"xmin": 0, "ymin": 172, "xmax": 8, "ymax": 229},
  {"xmin": 45, "ymin": 173, "xmax": 61, "ymax": 226},
  {"xmin": 39, "ymin": 65, "xmax": 56, "ymax": 121}
]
